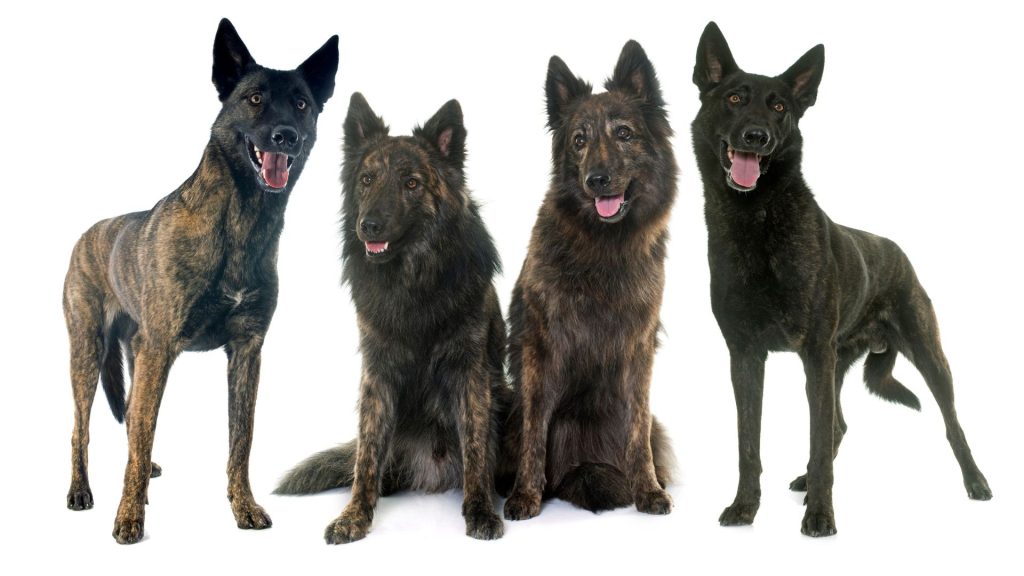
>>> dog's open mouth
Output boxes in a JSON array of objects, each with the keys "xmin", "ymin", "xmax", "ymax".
[
  {"xmin": 364, "ymin": 241, "xmax": 390, "ymax": 256},
  {"xmin": 594, "ymin": 181, "xmax": 634, "ymax": 223},
  {"xmin": 721, "ymin": 141, "xmax": 768, "ymax": 192},
  {"xmin": 246, "ymin": 137, "xmax": 295, "ymax": 190}
]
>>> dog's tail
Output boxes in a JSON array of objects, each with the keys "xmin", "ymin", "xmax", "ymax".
[
  {"xmin": 100, "ymin": 334, "xmax": 126, "ymax": 423},
  {"xmin": 273, "ymin": 440, "xmax": 358, "ymax": 495},
  {"xmin": 863, "ymin": 347, "xmax": 921, "ymax": 411},
  {"xmin": 554, "ymin": 463, "xmax": 633, "ymax": 513}
]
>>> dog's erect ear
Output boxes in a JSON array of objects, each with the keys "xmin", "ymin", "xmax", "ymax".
[
  {"xmin": 298, "ymin": 35, "xmax": 339, "ymax": 111},
  {"xmin": 546, "ymin": 55, "xmax": 593, "ymax": 130},
  {"xmin": 212, "ymin": 18, "xmax": 256, "ymax": 102},
  {"xmin": 415, "ymin": 99, "xmax": 467, "ymax": 167},
  {"xmin": 779, "ymin": 44, "xmax": 825, "ymax": 111},
  {"xmin": 343, "ymin": 92, "xmax": 388, "ymax": 156},
  {"xmin": 693, "ymin": 21, "xmax": 739, "ymax": 94},
  {"xmin": 607, "ymin": 40, "xmax": 664, "ymax": 106}
]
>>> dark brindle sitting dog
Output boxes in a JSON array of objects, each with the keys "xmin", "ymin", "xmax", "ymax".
[
  {"xmin": 691, "ymin": 21, "xmax": 991, "ymax": 537},
  {"xmin": 500, "ymin": 41, "xmax": 677, "ymax": 520},
  {"xmin": 62, "ymin": 19, "xmax": 338, "ymax": 544},
  {"xmin": 275, "ymin": 94, "xmax": 507, "ymax": 543}
]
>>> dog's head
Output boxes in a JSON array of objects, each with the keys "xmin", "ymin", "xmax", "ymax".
[
  {"xmin": 692, "ymin": 21, "xmax": 824, "ymax": 193},
  {"xmin": 210, "ymin": 19, "xmax": 338, "ymax": 193},
  {"xmin": 547, "ymin": 41, "xmax": 675, "ymax": 225},
  {"xmin": 340, "ymin": 93, "xmax": 469, "ymax": 265}
]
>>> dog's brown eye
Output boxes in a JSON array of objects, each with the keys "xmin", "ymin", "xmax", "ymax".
[
  {"xmin": 773, "ymin": 102, "xmax": 785, "ymax": 113},
  {"xmin": 405, "ymin": 177, "xmax": 419, "ymax": 191},
  {"xmin": 249, "ymin": 93, "xmax": 262, "ymax": 105},
  {"xmin": 296, "ymin": 99, "xmax": 307, "ymax": 111},
  {"xmin": 360, "ymin": 174, "xmax": 374, "ymax": 186},
  {"xmin": 728, "ymin": 94, "xmax": 741, "ymax": 104},
  {"xmin": 573, "ymin": 134, "xmax": 586, "ymax": 149},
  {"xmin": 616, "ymin": 126, "xmax": 633, "ymax": 141}
]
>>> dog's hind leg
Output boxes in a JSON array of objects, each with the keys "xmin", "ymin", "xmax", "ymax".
[
  {"xmin": 898, "ymin": 287, "xmax": 992, "ymax": 500},
  {"xmin": 790, "ymin": 346, "xmax": 856, "ymax": 492},
  {"xmin": 65, "ymin": 296, "xmax": 102, "ymax": 511},
  {"xmin": 113, "ymin": 340, "xmax": 175, "ymax": 544},
  {"xmin": 720, "ymin": 347, "xmax": 767, "ymax": 527},
  {"xmin": 225, "ymin": 337, "xmax": 273, "ymax": 530}
]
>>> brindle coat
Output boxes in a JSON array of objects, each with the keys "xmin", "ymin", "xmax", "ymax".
[
  {"xmin": 62, "ymin": 19, "xmax": 338, "ymax": 544},
  {"xmin": 691, "ymin": 22, "xmax": 991, "ymax": 537},
  {"xmin": 274, "ymin": 94, "xmax": 507, "ymax": 543},
  {"xmin": 500, "ymin": 41, "xmax": 677, "ymax": 520}
]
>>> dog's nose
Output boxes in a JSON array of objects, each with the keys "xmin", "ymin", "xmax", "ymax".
[
  {"xmin": 359, "ymin": 217, "xmax": 382, "ymax": 237},
  {"xmin": 742, "ymin": 127, "xmax": 770, "ymax": 148},
  {"xmin": 586, "ymin": 171, "xmax": 611, "ymax": 191},
  {"xmin": 271, "ymin": 126, "xmax": 300, "ymax": 149}
]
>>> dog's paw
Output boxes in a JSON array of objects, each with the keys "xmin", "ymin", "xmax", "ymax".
[
  {"xmin": 635, "ymin": 489, "xmax": 673, "ymax": 515},
  {"xmin": 324, "ymin": 512, "xmax": 370, "ymax": 545},
  {"xmin": 503, "ymin": 490, "xmax": 541, "ymax": 521},
  {"xmin": 465, "ymin": 510, "xmax": 505, "ymax": 541},
  {"xmin": 232, "ymin": 500, "xmax": 272, "ymax": 530},
  {"xmin": 801, "ymin": 508, "xmax": 837, "ymax": 537},
  {"xmin": 67, "ymin": 487, "xmax": 94, "ymax": 511},
  {"xmin": 112, "ymin": 517, "xmax": 145, "ymax": 545},
  {"xmin": 719, "ymin": 502, "xmax": 759, "ymax": 526},
  {"xmin": 966, "ymin": 476, "xmax": 993, "ymax": 501},
  {"xmin": 150, "ymin": 462, "xmax": 162, "ymax": 478},
  {"xmin": 789, "ymin": 474, "xmax": 807, "ymax": 492}
]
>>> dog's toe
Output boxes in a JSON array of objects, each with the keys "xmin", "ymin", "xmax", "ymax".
[
  {"xmin": 324, "ymin": 514, "xmax": 370, "ymax": 545},
  {"xmin": 503, "ymin": 491, "xmax": 542, "ymax": 521},
  {"xmin": 966, "ymin": 477, "xmax": 993, "ymax": 501},
  {"xmin": 233, "ymin": 501, "xmax": 272, "ymax": 530},
  {"xmin": 150, "ymin": 462, "xmax": 162, "ymax": 478},
  {"xmin": 67, "ymin": 488, "xmax": 94, "ymax": 511},
  {"xmin": 635, "ymin": 489, "xmax": 673, "ymax": 515},
  {"xmin": 789, "ymin": 474, "xmax": 807, "ymax": 492},
  {"xmin": 719, "ymin": 502, "xmax": 759, "ymax": 526},
  {"xmin": 465, "ymin": 510, "xmax": 504, "ymax": 541},
  {"xmin": 112, "ymin": 518, "xmax": 145, "ymax": 545},
  {"xmin": 801, "ymin": 508, "xmax": 837, "ymax": 537}
]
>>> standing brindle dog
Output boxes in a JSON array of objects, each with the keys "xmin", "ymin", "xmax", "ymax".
[
  {"xmin": 62, "ymin": 19, "xmax": 338, "ymax": 544},
  {"xmin": 500, "ymin": 41, "xmax": 677, "ymax": 520},
  {"xmin": 691, "ymin": 22, "xmax": 991, "ymax": 536}
]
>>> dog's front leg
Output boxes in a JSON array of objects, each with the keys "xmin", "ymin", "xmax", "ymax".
[
  {"xmin": 324, "ymin": 370, "xmax": 394, "ymax": 544},
  {"xmin": 719, "ymin": 347, "xmax": 767, "ymax": 527},
  {"xmin": 800, "ymin": 341, "xmax": 838, "ymax": 537},
  {"xmin": 225, "ymin": 337, "xmax": 272, "ymax": 530},
  {"xmin": 503, "ymin": 336, "xmax": 556, "ymax": 521},
  {"xmin": 626, "ymin": 342, "xmax": 672, "ymax": 515},
  {"xmin": 113, "ymin": 342, "xmax": 175, "ymax": 544},
  {"xmin": 457, "ymin": 361, "xmax": 504, "ymax": 540}
]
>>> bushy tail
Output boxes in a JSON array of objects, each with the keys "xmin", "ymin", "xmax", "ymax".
[
  {"xmin": 554, "ymin": 462, "xmax": 632, "ymax": 513},
  {"xmin": 651, "ymin": 416, "xmax": 675, "ymax": 487},
  {"xmin": 273, "ymin": 440, "xmax": 357, "ymax": 495},
  {"xmin": 100, "ymin": 336, "xmax": 126, "ymax": 423},
  {"xmin": 864, "ymin": 347, "xmax": 921, "ymax": 411}
]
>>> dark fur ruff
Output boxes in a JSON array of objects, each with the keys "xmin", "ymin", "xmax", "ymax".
[
  {"xmin": 691, "ymin": 22, "xmax": 991, "ymax": 537},
  {"xmin": 275, "ymin": 93, "xmax": 509, "ymax": 543},
  {"xmin": 62, "ymin": 19, "xmax": 338, "ymax": 544},
  {"xmin": 499, "ymin": 41, "xmax": 677, "ymax": 520}
]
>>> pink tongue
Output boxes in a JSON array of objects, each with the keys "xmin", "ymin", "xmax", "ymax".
[
  {"xmin": 595, "ymin": 194, "xmax": 625, "ymax": 218},
  {"xmin": 261, "ymin": 152, "xmax": 290, "ymax": 189},
  {"xmin": 365, "ymin": 241, "xmax": 388, "ymax": 254},
  {"xmin": 730, "ymin": 151, "xmax": 761, "ymax": 188}
]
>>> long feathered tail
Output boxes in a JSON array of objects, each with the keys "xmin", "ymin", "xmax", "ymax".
[{"xmin": 273, "ymin": 440, "xmax": 358, "ymax": 495}]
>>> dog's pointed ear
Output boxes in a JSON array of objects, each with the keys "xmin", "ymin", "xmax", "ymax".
[
  {"xmin": 212, "ymin": 18, "xmax": 256, "ymax": 102},
  {"xmin": 298, "ymin": 35, "xmax": 339, "ymax": 111},
  {"xmin": 693, "ymin": 21, "xmax": 739, "ymax": 94},
  {"xmin": 546, "ymin": 55, "xmax": 592, "ymax": 130},
  {"xmin": 415, "ymin": 99, "xmax": 467, "ymax": 167},
  {"xmin": 343, "ymin": 92, "xmax": 388, "ymax": 157},
  {"xmin": 607, "ymin": 40, "xmax": 664, "ymax": 106},
  {"xmin": 779, "ymin": 44, "xmax": 824, "ymax": 111}
]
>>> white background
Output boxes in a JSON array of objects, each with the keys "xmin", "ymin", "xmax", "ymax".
[{"xmin": 2, "ymin": 0, "xmax": 1020, "ymax": 573}]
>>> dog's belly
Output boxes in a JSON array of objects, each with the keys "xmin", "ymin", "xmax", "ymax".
[{"xmin": 181, "ymin": 286, "xmax": 266, "ymax": 351}]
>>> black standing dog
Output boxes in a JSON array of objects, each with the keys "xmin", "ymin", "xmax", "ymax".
[
  {"xmin": 691, "ymin": 22, "xmax": 991, "ymax": 536},
  {"xmin": 62, "ymin": 19, "xmax": 338, "ymax": 544},
  {"xmin": 275, "ymin": 94, "xmax": 507, "ymax": 543}
]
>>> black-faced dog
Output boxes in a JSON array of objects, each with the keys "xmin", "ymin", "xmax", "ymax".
[
  {"xmin": 274, "ymin": 94, "xmax": 507, "ymax": 543},
  {"xmin": 62, "ymin": 19, "xmax": 338, "ymax": 544},
  {"xmin": 499, "ymin": 41, "xmax": 677, "ymax": 520},
  {"xmin": 691, "ymin": 21, "xmax": 991, "ymax": 536}
]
